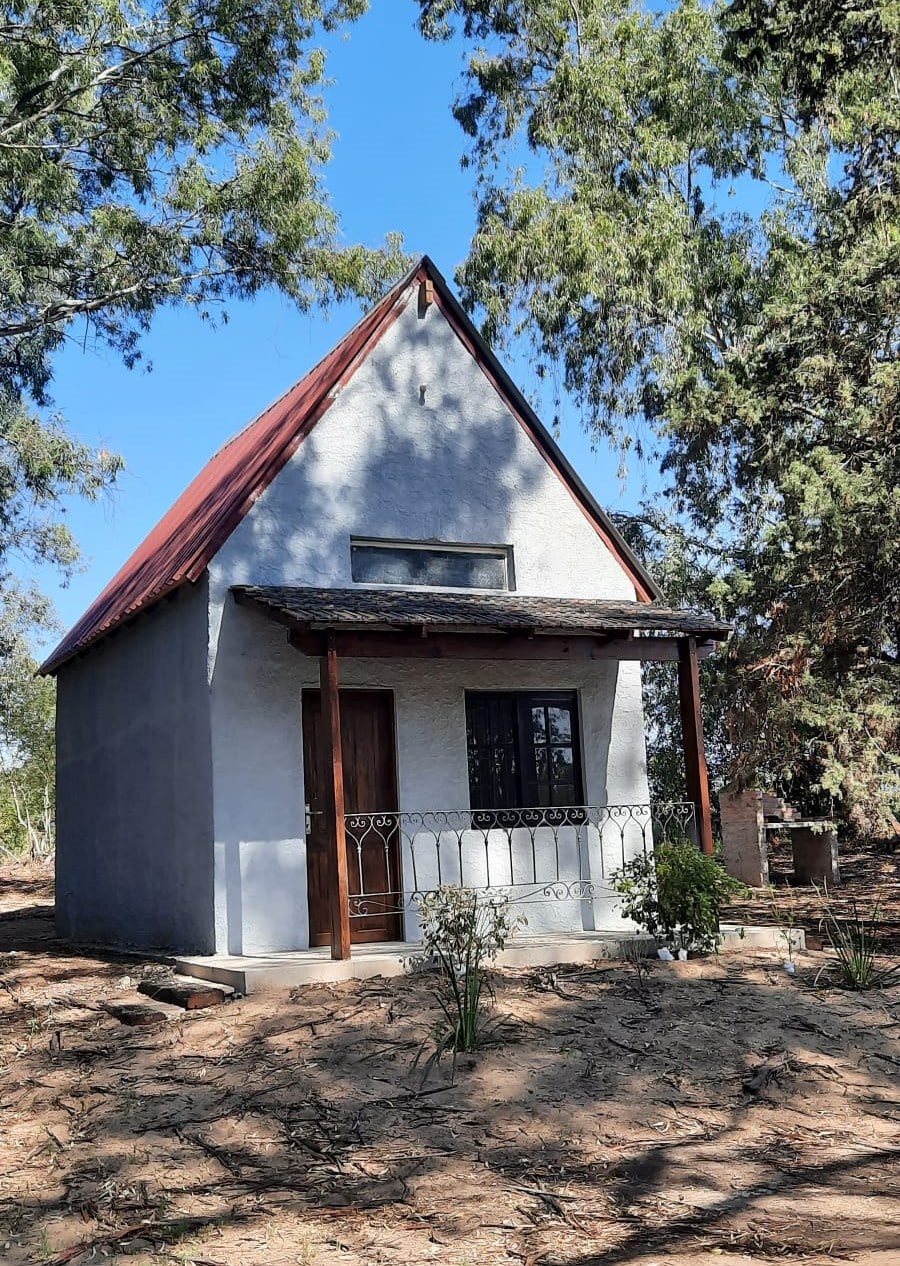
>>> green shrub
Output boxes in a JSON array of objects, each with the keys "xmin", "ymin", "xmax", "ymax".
[
  {"xmin": 613, "ymin": 839, "xmax": 741, "ymax": 953},
  {"xmin": 414, "ymin": 886, "xmax": 524, "ymax": 1075}
]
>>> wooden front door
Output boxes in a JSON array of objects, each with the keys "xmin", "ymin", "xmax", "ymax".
[{"xmin": 302, "ymin": 689, "xmax": 401, "ymax": 945}]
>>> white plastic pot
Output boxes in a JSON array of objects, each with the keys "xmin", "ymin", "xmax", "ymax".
[
  {"xmin": 677, "ymin": 949, "xmax": 688, "ymax": 961},
  {"xmin": 783, "ymin": 960, "xmax": 796, "ymax": 975},
  {"xmin": 657, "ymin": 947, "xmax": 674, "ymax": 961}
]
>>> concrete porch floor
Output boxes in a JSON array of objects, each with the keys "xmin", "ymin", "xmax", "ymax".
[{"xmin": 175, "ymin": 924, "xmax": 803, "ymax": 993}]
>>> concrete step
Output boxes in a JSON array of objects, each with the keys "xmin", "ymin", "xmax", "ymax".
[{"xmin": 175, "ymin": 925, "xmax": 804, "ymax": 993}]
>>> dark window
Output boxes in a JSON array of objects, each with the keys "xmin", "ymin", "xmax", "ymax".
[
  {"xmin": 465, "ymin": 692, "xmax": 584, "ymax": 820},
  {"xmin": 351, "ymin": 540, "xmax": 511, "ymax": 590}
]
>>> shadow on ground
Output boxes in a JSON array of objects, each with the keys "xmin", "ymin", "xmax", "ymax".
[{"xmin": 1, "ymin": 863, "xmax": 899, "ymax": 1265}]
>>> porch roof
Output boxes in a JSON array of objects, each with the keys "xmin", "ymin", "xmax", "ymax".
[{"xmin": 232, "ymin": 585, "xmax": 731, "ymax": 640}]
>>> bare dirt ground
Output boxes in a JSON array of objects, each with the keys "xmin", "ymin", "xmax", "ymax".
[
  {"xmin": 1, "ymin": 857, "xmax": 899, "ymax": 1266},
  {"xmin": 723, "ymin": 837, "xmax": 900, "ymax": 952}
]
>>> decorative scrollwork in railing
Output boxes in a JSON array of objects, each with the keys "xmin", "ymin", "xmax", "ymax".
[{"xmin": 342, "ymin": 802, "xmax": 697, "ymax": 918}]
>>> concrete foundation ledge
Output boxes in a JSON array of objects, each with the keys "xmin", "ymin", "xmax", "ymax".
[
  {"xmin": 719, "ymin": 923, "xmax": 806, "ymax": 953},
  {"xmin": 175, "ymin": 924, "xmax": 805, "ymax": 993}
]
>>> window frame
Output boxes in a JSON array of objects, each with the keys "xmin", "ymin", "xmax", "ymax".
[
  {"xmin": 464, "ymin": 690, "xmax": 586, "ymax": 824},
  {"xmin": 349, "ymin": 537, "xmax": 515, "ymax": 592}
]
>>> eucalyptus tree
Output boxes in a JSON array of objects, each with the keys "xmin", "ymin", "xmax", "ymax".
[
  {"xmin": 0, "ymin": 0, "xmax": 405, "ymax": 645},
  {"xmin": 417, "ymin": 0, "xmax": 900, "ymax": 830},
  {"xmin": 0, "ymin": 0, "xmax": 403, "ymax": 405}
]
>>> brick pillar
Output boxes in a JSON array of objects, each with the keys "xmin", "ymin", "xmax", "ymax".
[{"xmin": 719, "ymin": 788, "xmax": 768, "ymax": 887}]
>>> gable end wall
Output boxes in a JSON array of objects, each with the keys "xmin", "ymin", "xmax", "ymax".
[
  {"xmin": 204, "ymin": 293, "xmax": 650, "ymax": 953},
  {"xmin": 208, "ymin": 291, "xmax": 639, "ymax": 610}
]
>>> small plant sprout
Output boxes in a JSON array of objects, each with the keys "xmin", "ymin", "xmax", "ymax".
[
  {"xmin": 414, "ymin": 886, "xmax": 524, "ymax": 1079},
  {"xmin": 814, "ymin": 890, "xmax": 900, "ymax": 990},
  {"xmin": 770, "ymin": 886, "xmax": 799, "ymax": 974},
  {"xmin": 622, "ymin": 938, "xmax": 651, "ymax": 992}
]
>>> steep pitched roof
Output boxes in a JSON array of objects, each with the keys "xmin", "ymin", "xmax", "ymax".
[{"xmin": 41, "ymin": 256, "xmax": 660, "ymax": 675}]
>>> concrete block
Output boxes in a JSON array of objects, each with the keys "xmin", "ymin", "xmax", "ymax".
[{"xmin": 719, "ymin": 923, "xmax": 806, "ymax": 952}]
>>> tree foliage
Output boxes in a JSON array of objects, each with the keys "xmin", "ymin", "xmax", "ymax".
[
  {"xmin": 418, "ymin": 0, "xmax": 900, "ymax": 832},
  {"xmin": 0, "ymin": 0, "xmax": 404, "ymax": 404},
  {"xmin": 0, "ymin": 584, "xmax": 56, "ymax": 857},
  {"xmin": 614, "ymin": 509, "xmax": 728, "ymax": 807},
  {"xmin": 0, "ymin": 0, "xmax": 406, "ymax": 708},
  {"xmin": 417, "ymin": 0, "xmax": 778, "ymax": 441},
  {"xmin": 0, "ymin": 391, "xmax": 122, "ymax": 580}
]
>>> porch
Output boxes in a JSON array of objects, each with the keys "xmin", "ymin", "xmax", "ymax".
[
  {"xmin": 226, "ymin": 585, "xmax": 731, "ymax": 962},
  {"xmin": 341, "ymin": 801, "xmax": 700, "ymax": 940}
]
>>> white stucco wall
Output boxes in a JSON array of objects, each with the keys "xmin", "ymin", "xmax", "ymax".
[
  {"xmin": 206, "ymin": 286, "xmax": 650, "ymax": 953},
  {"xmin": 55, "ymin": 580, "xmax": 215, "ymax": 952}
]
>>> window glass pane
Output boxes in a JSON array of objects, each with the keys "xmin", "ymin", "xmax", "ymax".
[
  {"xmin": 466, "ymin": 700, "xmax": 492, "ymax": 807},
  {"xmin": 533, "ymin": 738, "xmax": 551, "ymax": 805},
  {"xmin": 466, "ymin": 695, "xmax": 518, "ymax": 810},
  {"xmin": 547, "ymin": 707, "xmax": 572, "ymax": 743},
  {"xmin": 535, "ymin": 744, "xmax": 548, "ymax": 782},
  {"xmin": 531, "ymin": 706, "xmax": 547, "ymax": 743},
  {"xmin": 550, "ymin": 746, "xmax": 575, "ymax": 781},
  {"xmin": 351, "ymin": 543, "xmax": 508, "ymax": 589}
]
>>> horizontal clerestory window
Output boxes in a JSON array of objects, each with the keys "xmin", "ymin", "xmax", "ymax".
[{"xmin": 350, "ymin": 538, "xmax": 513, "ymax": 590}]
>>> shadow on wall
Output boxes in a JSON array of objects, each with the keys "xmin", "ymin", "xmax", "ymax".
[
  {"xmin": 217, "ymin": 318, "xmax": 554, "ymax": 594},
  {"xmin": 209, "ymin": 326, "xmax": 602, "ymax": 954}
]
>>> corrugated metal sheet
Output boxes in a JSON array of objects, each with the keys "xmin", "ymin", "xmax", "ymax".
[{"xmin": 42, "ymin": 255, "xmax": 661, "ymax": 675}]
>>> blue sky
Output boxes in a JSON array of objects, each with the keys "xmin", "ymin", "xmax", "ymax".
[{"xmin": 34, "ymin": 4, "xmax": 654, "ymax": 645}]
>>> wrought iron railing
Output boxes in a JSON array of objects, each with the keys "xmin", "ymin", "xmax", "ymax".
[{"xmin": 343, "ymin": 802, "xmax": 697, "ymax": 920}]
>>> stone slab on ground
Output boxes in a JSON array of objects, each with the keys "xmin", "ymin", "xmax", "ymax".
[
  {"xmin": 719, "ymin": 923, "xmax": 805, "ymax": 952},
  {"xmin": 104, "ymin": 1001, "xmax": 176, "ymax": 1027},
  {"xmin": 138, "ymin": 977, "xmax": 233, "ymax": 1009}
]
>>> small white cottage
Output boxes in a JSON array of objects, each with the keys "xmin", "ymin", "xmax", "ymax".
[{"xmin": 42, "ymin": 257, "xmax": 728, "ymax": 962}]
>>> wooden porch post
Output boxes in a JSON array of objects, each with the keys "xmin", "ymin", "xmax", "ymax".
[
  {"xmin": 677, "ymin": 636, "xmax": 715, "ymax": 856},
  {"xmin": 320, "ymin": 635, "xmax": 351, "ymax": 960}
]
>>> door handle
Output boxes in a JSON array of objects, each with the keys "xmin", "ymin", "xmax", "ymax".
[{"xmin": 305, "ymin": 804, "xmax": 322, "ymax": 834}]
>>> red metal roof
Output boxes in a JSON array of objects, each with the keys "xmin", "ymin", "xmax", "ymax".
[{"xmin": 42, "ymin": 257, "xmax": 659, "ymax": 675}]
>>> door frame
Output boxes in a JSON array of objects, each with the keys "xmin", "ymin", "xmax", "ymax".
[{"xmin": 301, "ymin": 686, "xmax": 402, "ymax": 948}]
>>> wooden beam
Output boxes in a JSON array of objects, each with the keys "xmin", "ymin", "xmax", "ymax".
[
  {"xmin": 678, "ymin": 636, "xmax": 715, "ymax": 855},
  {"xmin": 320, "ymin": 636, "xmax": 351, "ymax": 960},
  {"xmin": 289, "ymin": 629, "xmax": 716, "ymax": 663}
]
